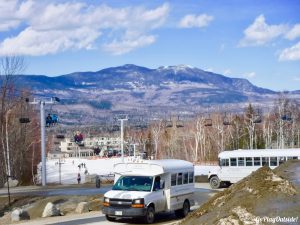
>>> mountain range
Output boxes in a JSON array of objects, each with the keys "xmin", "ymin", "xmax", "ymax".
[{"xmin": 11, "ymin": 64, "xmax": 295, "ymax": 125}]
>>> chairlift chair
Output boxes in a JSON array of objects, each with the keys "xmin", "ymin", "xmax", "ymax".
[
  {"xmin": 204, "ymin": 119, "xmax": 212, "ymax": 126},
  {"xmin": 176, "ymin": 116, "xmax": 184, "ymax": 128},
  {"xmin": 165, "ymin": 120, "xmax": 173, "ymax": 128},
  {"xmin": 19, "ymin": 118, "xmax": 30, "ymax": 124},
  {"xmin": 223, "ymin": 117, "xmax": 231, "ymax": 126},
  {"xmin": 281, "ymin": 112, "xmax": 292, "ymax": 121},
  {"xmin": 253, "ymin": 115, "xmax": 262, "ymax": 123}
]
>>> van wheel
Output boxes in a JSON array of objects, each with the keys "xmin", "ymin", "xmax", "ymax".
[
  {"xmin": 175, "ymin": 200, "xmax": 190, "ymax": 218},
  {"xmin": 105, "ymin": 215, "xmax": 116, "ymax": 222},
  {"xmin": 144, "ymin": 206, "xmax": 155, "ymax": 224},
  {"xmin": 210, "ymin": 176, "xmax": 220, "ymax": 189}
]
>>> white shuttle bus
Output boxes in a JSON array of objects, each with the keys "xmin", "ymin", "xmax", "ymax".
[
  {"xmin": 208, "ymin": 148, "xmax": 300, "ymax": 189},
  {"xmin": 102, "ymin": 159, "xmax": 195, "ymax": 224}
]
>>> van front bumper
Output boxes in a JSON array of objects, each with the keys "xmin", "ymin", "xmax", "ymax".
[{"xmin": 102, "ymin": 206, "xmax": 147, "ymax": 218}]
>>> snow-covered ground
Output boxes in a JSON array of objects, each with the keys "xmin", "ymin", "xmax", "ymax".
[{"xmin": 37, "ymin": 158, "xmax": 219, "ymax": 184}]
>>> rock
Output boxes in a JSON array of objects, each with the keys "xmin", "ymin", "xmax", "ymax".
[
  {"xmin": 11, "ymin": 208, "xmax": 30, "ymax": 222},
  {"xmin": 75, "ymin": 202, "xmax": 89, "ymax": 214},
  {"xmin": 4, "ymin": 178, "xmax": 19, "ymax": 187},
  {"xmin": 42, "ymin": 202, "xmax": 61, "ymax": 217}
]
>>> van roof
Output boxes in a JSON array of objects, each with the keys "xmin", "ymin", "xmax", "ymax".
[
  {"xmin": 218, "ymin": 149, "xmax": 300, "ymax": 158},
  {"xmin": 114, "ymin": 159, "xmax": 194, "ymax": 176}
]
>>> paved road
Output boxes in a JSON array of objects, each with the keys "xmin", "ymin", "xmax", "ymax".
[{"xmin": 10, "ymin": 183, "xmax": 219, "ymax": 225}]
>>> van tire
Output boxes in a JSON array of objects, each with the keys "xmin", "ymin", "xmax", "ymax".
[
  {"xmin": 143, "ymin": 206, "xmax": 155, "ymax": 224},
  {"xmin": 175, "ymin": 200, "xmax": 190, "ymax": 218},
  {"xmin": 105, "ymin": 215, "xmax": 116, "ymax": 222},
  {"xmin": 210, "ymin": 176, "xmax": 221, "ymax": 189}
]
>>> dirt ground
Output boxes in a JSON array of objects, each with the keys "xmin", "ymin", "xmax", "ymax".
[
  {"xmin": 0, "ymin": 194, "xmax": 103, "ymax": 225},
  {"xmin": 181, "ymin": 160, "xmax": 300, "ymax": 225}
]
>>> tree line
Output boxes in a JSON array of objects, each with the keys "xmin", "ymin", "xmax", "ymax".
[{"xmin": 132, "ymin": 94, "xmax": 300, "ymax": 163}]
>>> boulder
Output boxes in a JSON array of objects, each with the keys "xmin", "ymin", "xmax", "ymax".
[
  {"xmin": 11, "ymin": 208, "xmax": 30, "ymax": 222},
  {"xmin": 75, "ymin": 202, "xmax": 89, "ymax": 214},
  {"xmin": 42, "ymin": 202, "xmax": 61, "ymax": 218}
]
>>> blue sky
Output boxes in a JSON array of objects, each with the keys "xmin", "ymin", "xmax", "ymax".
[{"xmin": 0, "ymin": 0, "xmax": 300, "ymax": 91}]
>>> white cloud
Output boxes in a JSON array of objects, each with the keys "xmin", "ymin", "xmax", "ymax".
[
  {"xmin": 0, "ymin": 1, "xmax": 170, "ymax": 56},
  {"xmin": 179, "ymin": 14, "xmax": 213, "ymax": 28},
  {"xmin": 279, "ymin": 41, "xmax": 300, "ymax": 61},
  {"xmin": 103, "ymin": 35, "xmax": 156, "ymax": 55},
  {"xmin": 243, "ymin": 72, "xmax": 256, "ymax": 78},
  {"xmin": 239, "ymin": 14, "xmax": 288, "ymax": 47},
  {"xmin": 285, "ymin": 24, "xmax": 300, "ymax": 40}
]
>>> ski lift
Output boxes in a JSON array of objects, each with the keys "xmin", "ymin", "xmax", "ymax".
[
  {"xmin": 204, "ymin": 119, "xmax": 212, "ymax": 126},
  {"xmin": 74, "ymin": 131, "xmax": 84, "ymax": 146},
  {"xmin": 253, "ymin": 110, "xmax": 262, "ymax": 123},
  {"xmin": 165, "ymin": 117, "xmax": 173, "ymax": 128},
  {"xmin": 19, "ymin": 118, "xmax": 30, "ymax": 124},
  {"xmin": 281, "ymin": 112, "xmax": 292, "ymax": 121},
  {"xmin": 45, "ymin": 113, "xmax": 59, "ymax": 127},
  {"xmin": 176, "ymin": 116, "xmax": 184, "ymax": 128},
  {"xmin": 56, "ymin": 134, "xmax": 65, "ymax": 139},
  {"xmin": 223, "ymin": 114, "xmax": 231, "ymax": 126}
]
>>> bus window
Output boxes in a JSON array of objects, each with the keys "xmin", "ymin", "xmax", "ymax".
[
  {"xmin": 171, "ymin": 174, "xmax": 177, "ymax": 186},
  {"xmin": 254, "ymin": 157, "xmax": 261, "ymax": 166},
  {"xmin": 183, "ymin": 173, "xmax": 188, "ymax": 184},
  {"xmin": 262, "ymin": 157, "xmax": 269, "ymax": 166},
  {"xmin": 177, "ymin": 173, "xmax": 183, "ymax": 185},
  {"xmin": 279, "ymin": 157, "xmax": 286, "ymax": 165},
  {"xmin": 246, "ymin": 157, "xmax": 253, "ymax": 166},
  {"xmin": 230, "ymin": 158, "xmax": 237, "ymax": 166},
  {"xmin": 221, "ymin": 159, "xmax": 229, "ymax": 166},
  {"xmin": 270, "ymin": 157, "xmax": 277, "ymax": 166},
  {"xmin": 188, "ymin": 172, "xmax": 194, "ymax": 183},
  {"xmin": 238, "ymin": 157, "xmax": 245, "ymax": 166}
]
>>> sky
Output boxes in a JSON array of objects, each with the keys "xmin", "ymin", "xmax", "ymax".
[{"xmin": 0, "ymin": 0, "xmax": 300, "ymax": 91}]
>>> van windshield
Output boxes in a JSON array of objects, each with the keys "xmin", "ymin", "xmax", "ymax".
[{"xmin": 112, "ymin": 176, "xmax": 153, "ymax": 192}]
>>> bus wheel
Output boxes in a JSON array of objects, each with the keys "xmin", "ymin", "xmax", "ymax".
[
  {"xmin": 210, "ymin": 176, "xmax": 220, "ymax": 189},
  {"xmin": 144, "ymin": 206, "xmax": 155, "ymax": 224},
  {"xmin": 175, "ymin": 200, "xmax": 190, "ymax": 218}
]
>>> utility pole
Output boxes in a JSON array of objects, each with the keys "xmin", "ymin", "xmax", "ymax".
[
  {"xmin": 132, "ymin": 143, "xmax": 139, "ymax": 158},
  {"xmin": 118, "ymin": 115, "xmax": 128, "ymax": 163},
  {"xmin": 30, "ymin": 97, "xmax": 59, "ymax": 186}
]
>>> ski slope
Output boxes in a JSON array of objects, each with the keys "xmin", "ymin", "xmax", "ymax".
[{"xmin": 37, "ymin": 158, "xmax": 219, "ymax": 184}]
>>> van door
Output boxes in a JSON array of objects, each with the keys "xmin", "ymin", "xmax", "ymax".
[{"xmin": 151, "ymin": 176, "xmax": 166, "ymax": 212}]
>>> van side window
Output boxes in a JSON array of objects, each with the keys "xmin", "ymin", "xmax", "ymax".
[
  {"xmin": 262, "ymin": 157, "xmax": 269, "ymax": 166},
  {"xmin": 246, "ymin": 157, "xmax": 253, "ymax": 166},
  {"xmin": 279, "ymin": 157, "xmax": 286, "ymax": 165},
  {"xmin": 183, "ymin": 173, "xmax": 188, "ymax": 184},
  {"xmin": 238, "ymin": 157, "xmax": 245, "ymax": 166},
  {"xmin": 177, "ymin": 173, "xmax": 183, "ymax": 185},
  {"xmin": 188, "ymin": 172, "xmax": 194, "ymax": 183},
  {"xmin": 254, "ymin": 157, "xmax": 261, "ymax": 166},
  {"xmin": 171, "ymin": 174, "xmax": 177, "ymax": 186},
  {"xmin": 230, "ymin": 158, "xmax": 237, "ymax": 166},
  {"xmin": 221, "ymin": 159, "xmax": 229, "ymax": 166},
  {"xmin": 270, "ymin": 157, "xmax": 277, "ymax": 166}
]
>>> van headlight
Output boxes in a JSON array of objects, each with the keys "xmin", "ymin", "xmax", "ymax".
[
  {"xmin": 132, "ymin": 198, "xmax": 144, "ymax": 208},
  {"xmin": 103, "ymin": 197, "xmax": 110, "ymax": 206}
]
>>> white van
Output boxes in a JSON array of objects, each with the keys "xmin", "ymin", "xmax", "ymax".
[
  {"xmin": 208, "ymin": 148, "xmax": 300, "ymax": 189},
  {"xmin": 102, "ymin": 159, "xmax": 195, "ymax": 223}
]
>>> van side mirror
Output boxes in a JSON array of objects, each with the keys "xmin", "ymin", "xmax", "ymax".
[{"xmin": 160, "ymin": 180, "xmax": 165, "ymax": 189}]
